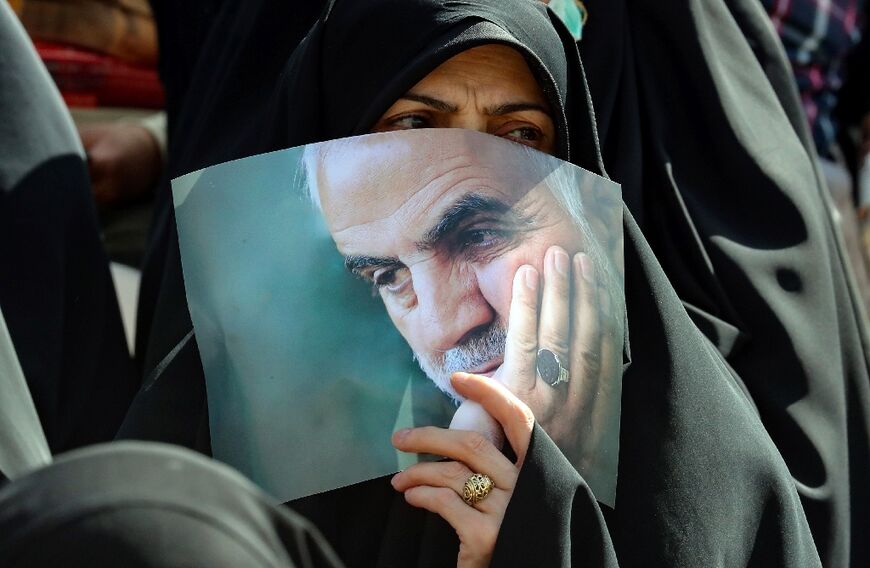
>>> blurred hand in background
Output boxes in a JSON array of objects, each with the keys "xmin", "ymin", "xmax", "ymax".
[{"xmin": 79, "ymin": 120, "xmax": 162, "ymax": 207}]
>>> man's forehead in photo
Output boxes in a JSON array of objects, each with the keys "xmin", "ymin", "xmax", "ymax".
[{"xmin": 309, "ymin": 130, "xmax": 559, "ymax": 273}]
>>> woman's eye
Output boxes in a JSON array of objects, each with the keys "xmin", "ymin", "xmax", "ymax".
[
  {"xmin": 503, "ymin": 126, "xmax": 541, "ymax": 143},
  {"xmin": 388, "ymin": 115, "xmax": 429, "ymax": 130}
]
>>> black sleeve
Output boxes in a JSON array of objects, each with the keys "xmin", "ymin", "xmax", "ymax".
[
  {"xmin": 490, "ymin": 214, "xmax": 825, "ymax": 568},
  {"xmin": 492, "ymin": 423, "xmax": 618, "ymax": 567}
]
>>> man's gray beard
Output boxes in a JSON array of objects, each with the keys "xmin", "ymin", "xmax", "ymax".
[{"xmin": 413, "ymin": 323, "xmax": 507, "ymax": 404}]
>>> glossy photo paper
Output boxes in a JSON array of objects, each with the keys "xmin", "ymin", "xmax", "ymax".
[{"xmin": 173, "ymin": 129, "xmax": 625, "ymax": 507}]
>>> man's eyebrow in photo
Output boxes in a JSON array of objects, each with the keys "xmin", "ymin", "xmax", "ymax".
[
  {"xmin": 416, "ymin": 193, "xmax": 523, "ymax": 252},
  {"xmin": 344, "ymin": 254, "xmax": 401, "ymax": 279}
]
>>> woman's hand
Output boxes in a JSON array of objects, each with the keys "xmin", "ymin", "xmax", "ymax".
[{"xmin": 391, "ymin": 372, "xmax": 534, "ymax": 568}]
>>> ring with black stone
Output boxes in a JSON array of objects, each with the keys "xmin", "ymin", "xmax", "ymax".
[{"xmin": 536, "ymin": 348, "xmax": 570, "ymax": 386}]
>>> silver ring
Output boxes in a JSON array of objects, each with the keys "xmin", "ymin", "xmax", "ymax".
[{"xmin": 536, "ymin": 348, "xmax": 570, "ymax": 386}]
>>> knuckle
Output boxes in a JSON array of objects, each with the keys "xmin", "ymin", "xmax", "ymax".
[
  {"xmin": 408, "ymin": 426, "xmax": 433, "ymax": 442},
  {"xmin": 404, "ymin": 486, "xmax": 423, "ymax": 503},
  {"xmin": 538, "ymin": 332, "xmax": 570, "ymax": 358},
  {"xmin": 549, "ymin": 275, "xmax": 571, "ymax": 297},
  {"xmin": 513, "ymin": 333, "xmax": 539, "ymax": 356},
  {"xmin": 481, "ymin": 526, "xmax": 498, "ymax": 549},
  {"xmin": 582, "ymin": 350, "xmax": 602, "ymax": 375},
  {"xmin": 445, "ymin": 461, "xmax": 468, "ymax": 481},
  {"xmin": 518, "ymin": 402, "xmax": 536, "ymax": 429},
  {"xmin": 508, "ymin": 398, "xmax": 536, "ymax": 432},
  {"xmin": 519, "ymin": 287, "xmax": 538, "ymax": 309},
  {"xmin": 431, "ymin": 487, "xmax": 455, "ymax": 505},
  {"xmin": 463, "ymin": 431, "xmax": 490, "ymax": 455}
]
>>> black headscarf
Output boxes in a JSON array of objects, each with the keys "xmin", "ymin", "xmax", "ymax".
[
  {"xmin": 581, "ymin": 2, "xmax": 870, "ymax": 566},
  {"xmin": 123, "ymin": 0, "xmax": 825, "ymax": 565}
]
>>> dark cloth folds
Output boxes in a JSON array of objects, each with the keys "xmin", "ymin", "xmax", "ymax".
[
  {"xmin": 121, "ymin": 0, "xmax": 852, "ymax": 565},
  {"xmin": 0, "ymin": 442, "xmax": 343, "ymax": 568},
  {"xmin": 581, "ymin": 2, "xmax": 870, "ymax": 565},
  {"xmin": 0, "ymin": 0, "xmax": 137, "ymax": 454}
]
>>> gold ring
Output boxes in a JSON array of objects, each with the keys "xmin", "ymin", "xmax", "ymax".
[{"xmin": 462, "ymin": 473, "xmax": 494, "ymax": 505}]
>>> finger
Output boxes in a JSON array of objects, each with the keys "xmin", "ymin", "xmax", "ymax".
[
  {"xmin": 449, "ymin": 401, "xmax": 505, "ymax": 449},
  {"xmin": 405, "ymin": 485, "xmax": 488, "ymax": 538},
  {"xmin": 392, "ymin": 426, "xmax": 516, "ymax": 487},
  {"xmin": 571, "ymin": 253, "xmax": 603, "ymax": 383},
  {"xmin": 391, "ymin": 461, "xmax": 512, "ymax": 514},
  {"xmin": 594, "ymin": 285, "xmax": 619, "ymax": 395},
  {"xmin": 402, "ymin": 485, "xmax": 483, "ymax": 532},
  {"xmin": 503, "ymin": 265, "xmax": 539, "ymax": 391},
  {"xmin": 538, "ymin": 246, "xmax": 572, "ymax": 364},
  {"xmin": 392, "ymin": 459, "xmax": 473, "ymax": 494},
  {"xmin": 452, "ymin": 373, "xmax": 534, "ymax": 465}
]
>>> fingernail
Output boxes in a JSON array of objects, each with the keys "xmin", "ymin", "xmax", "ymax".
[
  {"xmin": 451, "ymin": 372, "xmax": 469, "ymax": 385},
  {"xmin": 393, "ymin": 428, "xmax": 410, "ymax": 442},
  {"xmin": 554, "ymin": 248, "xmax": 569, "ymax": 276},
  {"xmin": 578, "ymin": 253, "xmax": 594, "ymax": 283},
  {"xmin": 523, "ymin": 266, "xmax": 538, "ymax": 291}
]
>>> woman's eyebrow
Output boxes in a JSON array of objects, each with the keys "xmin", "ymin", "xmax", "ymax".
[
  {"xmin": 486, "ymin": 102, "xmax": 550, "ymax": 116},
  {"xmin": 400, "ymin": 93, "xmax": 549, "ymax": 117},
  {"xmin": 400, "ymin": 93, "xmax": 457, "ymax": 112}
]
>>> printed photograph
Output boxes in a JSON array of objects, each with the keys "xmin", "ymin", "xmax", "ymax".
[{"xmin": 172, "ymin": 128, "xmax": 624, "ymax": 505}]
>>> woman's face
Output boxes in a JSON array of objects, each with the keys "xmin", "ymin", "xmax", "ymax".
[{"xmin": 371, "ymin": 44, "xmax": 556, "ymax": 154}]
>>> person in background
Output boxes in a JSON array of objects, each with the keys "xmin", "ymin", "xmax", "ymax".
[
  {"xmin": 0, "ymin": 0, "xmax": 137, "ymax": 455},
  {"xmin": 79, "ymin": 113, "xmax": 165, "ymax": 208},
  {"xmin": 760, "ymin": 0, "xmax": 870, "ymax": 312},
  {"xmin": 0, "ymin": 6, "xmax": 342, "ymax": 566},
  {"xmin": 576, "ymin": 2, "xmax": 870, "ymax": 566},
  {"xmin": 14, "ymin": 0, "xmax": 167, "ymax": 268}
]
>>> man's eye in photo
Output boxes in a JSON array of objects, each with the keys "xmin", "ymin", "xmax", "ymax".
[
  {"xmin": 461, "ymin": 228, "xmax": 503, "ymax": 247},
  {"xmin": 455, "ymin": 226, "xmax": 516, "ymax": 262},
  {"xmin": 373, "ymin": 268, "xmax": 397, "ymax": 287}
]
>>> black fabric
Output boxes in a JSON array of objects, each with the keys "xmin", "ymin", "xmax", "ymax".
[
  {"xmin": 581, "ymin": 2, "xmax": 870, "ymax": 566},
  {"xmin": 0, "ymin": 1, "xmax": 137, "ymax": 454},
  {"xmin": 0, "ymin": 442, "xmax": 344, "ymax": 568},
  {"xmin": 119, "ymin": 0, "xmax": 856, "ymax": 566},
  {"xmin": 836, "ymin": 21, "xmax": 870, "ymax": 177}
]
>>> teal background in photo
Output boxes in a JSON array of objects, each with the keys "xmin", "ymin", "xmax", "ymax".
[{"xmin": 173, "ymin": 149, "xmax": 453, "ymax": 503}]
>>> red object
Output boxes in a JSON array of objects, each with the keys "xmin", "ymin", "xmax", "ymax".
[{"xmin": 34, "ymin": 40, "xmax": 164, "ymax": 109}]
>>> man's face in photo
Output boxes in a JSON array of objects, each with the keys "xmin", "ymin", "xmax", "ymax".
[{"xmin": 314, "ymin": 132, "xmax": 586, "ymax": 401}]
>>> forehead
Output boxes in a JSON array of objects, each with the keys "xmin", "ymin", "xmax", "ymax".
[
  {"xmin": 315, "ymin": 134, "xmax": 544, "ymax": 250},
  {"xmin": 411, "ymin": 44, "xmax": 547, "ymax": 101}
]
